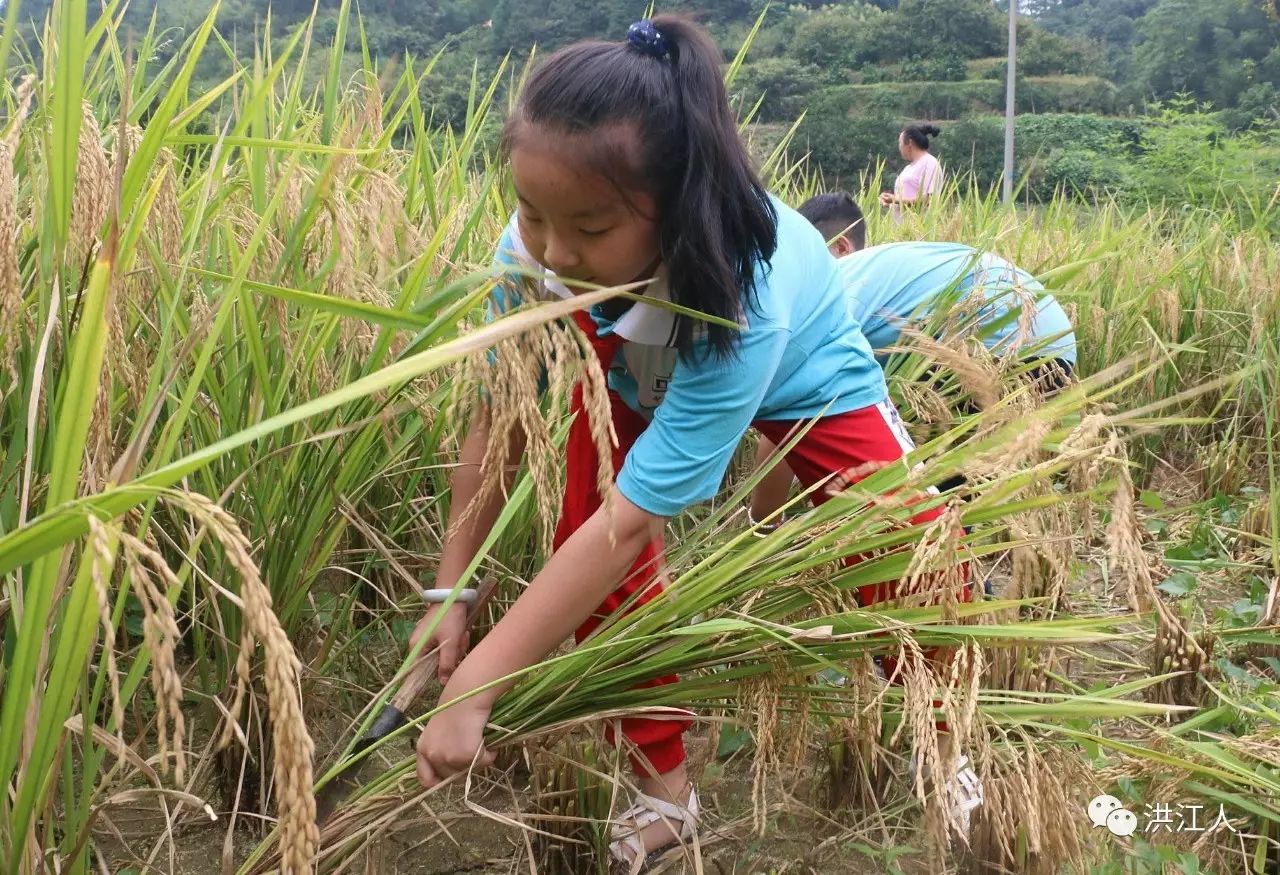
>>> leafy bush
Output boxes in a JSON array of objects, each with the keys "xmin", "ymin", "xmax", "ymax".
[
  {"xmin": 1019, "ymin": 76, "xmax": 1119, "ymax": 115},
  {"xmin": 899, "ymin": 52, "xmax": 968, "ymax": 83},
  {"xmin": 796, "ymin": 99, "xmax": 902, "ymax": 185},
  {"xmin": 788, "ymin": 3, "xmax": 890, "ymax": 73},
  {"xmin": 1016, "ymin": 23, "xmax": 1107, "ymax": 77},
  {"xmin": 1117, "ymin": 97, "xmax": 1280, "ymax": 209},
  {"xmin": 1220, "ymin": 82, "xmax": 1280, "ymax": 133},
  {"xmin": 894, "ymin": 0, "xmax": 1004, "ymax": 60},
  {"xmin": 1017, "ymin": 113, "xmax": 1142, "ymax": 156},
  {"xmin": 735, "ymin": 57, "xmax": 830, "ymax": 123},
  {"xmin": 931, "ymin": 114, "xmax": 1006, "ymax": 183},
  {"xmin": 1041, "ymin": 148, "xmax": 1129, "ymax": 196},
  {"xmin": 810, "ymin": 76, "xmax": 1117, "ymax": 121}
]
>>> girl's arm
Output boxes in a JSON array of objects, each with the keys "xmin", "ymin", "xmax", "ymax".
[
  {"xmin": 415, "ymin": 492, "xmax": 660, "ymax": 787},
  {"xmin": 410, "ymin": 409, "xmax": 526, "ymax": 682},
  {"xmin": 445, "ymin": 491, "xmax": 660, "ymax": 704}
]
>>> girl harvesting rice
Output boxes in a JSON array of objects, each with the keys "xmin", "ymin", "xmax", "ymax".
[{"xmin": 411, "ymin": 16, "xmax": 977, "ymax": 866}]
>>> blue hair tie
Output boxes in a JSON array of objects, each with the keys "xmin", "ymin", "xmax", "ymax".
[{"xmin": 627, "ymin": 19, "xmax": 669, "ymax": 59}]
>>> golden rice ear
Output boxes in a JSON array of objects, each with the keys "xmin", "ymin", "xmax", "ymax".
[
  {"xmin": 167, "ymin": 492, "xmax": 319, "ymax": 875},
  {"xmin": 118, "ymin": 534, "xmax": 186, "ymax": 786},
  {"xmin": 1004, "ymin": 500, "xmax": 1074, "ymax": 615},
  {"xmin": 901, "ymin": 503, "xmax": 968, "ymax": 622},
  {"xmin": 85, "ymin": 516, "xmax": 125, "ymax": 761},
  {"xmin": 898, "ymin": 327, "xmax": 1004, "ymax": 415},
  {"xmin": 0, "ymin": 138, "xmax": 22, "ymax": 384},
  {"xmin": 743, "ymin": 671, "xmax": 783, "ymax": 836},
  {"xmin": 822, "ymin": 653, "xmax": 892, "ymax": 813},
  {"xmin": 965, "ymin": 740, "xmax": 1089, "ymax": 874},
  {"xmin": 452, "ymin": 280, "xmax": 616, "ymax": 557},
  {"xmin": 70, "ymin": 101, "xmax": 111, "ymax": 264}
]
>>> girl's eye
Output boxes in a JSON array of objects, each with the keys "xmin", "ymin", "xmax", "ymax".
[{"xmin": 580, "ymin": 227, "xmax": 611, "ymax": 237}]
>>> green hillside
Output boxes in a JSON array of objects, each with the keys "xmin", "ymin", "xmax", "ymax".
[{"xmin": 11, "ymin": 0, "xmax": 1278, "ymax": 198}]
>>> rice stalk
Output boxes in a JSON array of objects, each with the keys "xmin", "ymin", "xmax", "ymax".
[
  {"xmin": 966, "ymin": 738, "xmax": 1089, "ymax": 874},
  {"xmin": 172, "ymin": 491, "xmax": 319, "ymax": 875}
]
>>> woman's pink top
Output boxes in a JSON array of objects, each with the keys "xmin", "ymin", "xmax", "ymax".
[{"xmin": 894, "ymin": 152, "xmax": 943, "ymax": 202}]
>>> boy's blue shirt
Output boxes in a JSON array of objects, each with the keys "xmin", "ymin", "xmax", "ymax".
[{"xmin": 836, "ymin": 241, "xmax": 1077, "ymax": 364}]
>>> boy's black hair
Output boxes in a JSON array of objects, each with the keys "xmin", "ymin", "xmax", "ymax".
[
  {"xmin": 797, "ymin": 192, "xmax": 866, "ymax": 251},
  {"xmin": 902, "ymin": 123, "xmax": 942, "ymax": 151},
  {"xmin": 502, "ymin": 15, "xmax": 777, "ymax": 360}
]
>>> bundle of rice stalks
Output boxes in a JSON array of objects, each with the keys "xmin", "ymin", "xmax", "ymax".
[
  {"xmin": 528, "ymin": 735, "xmax": 614, "ymax": 874},
  {"xmin": 964, "ymin": 740, "xmax": 1090, "ymax": 875},
  {"xmin": 1149, "ymin": 605, "xmax": 1216, "ymax": 711},
  {"xmin": 983, "ymin": 645, "xmax": 1064, "ymax": 698}
]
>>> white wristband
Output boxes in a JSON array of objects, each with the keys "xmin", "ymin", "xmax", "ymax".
[{"xmin": 421, "ymin": 587, "xmax": 478, "ymax": 605}]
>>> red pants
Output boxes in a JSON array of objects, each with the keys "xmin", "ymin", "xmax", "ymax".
[{"xmin": 556, "ymin": 313, "xmax": 968, "ymax": 776}]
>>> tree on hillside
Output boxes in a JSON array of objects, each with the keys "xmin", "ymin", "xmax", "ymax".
[
  {"xmin": 1133, "ymin": 0, "xmax": 1280, "ymax": 107},
  {"xmin": 894, "ymin": 0, "xmax": 1004, "ymax": 59},
  {"xmin": 1027, "ymin": 0, "xmax": 1159, "ymax": 80}
]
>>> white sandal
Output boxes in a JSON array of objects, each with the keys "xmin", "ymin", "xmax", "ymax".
[
  {"xmin": 951, "ymin": 755, "xmax": 984, "ymax": 831},
  {"xmin": 909, "ymin": 753, "xmax": 984, "ymax": 834},
  {"xmin": 607, "ymin": 787, "xmax": 700, "ymax": 872}
]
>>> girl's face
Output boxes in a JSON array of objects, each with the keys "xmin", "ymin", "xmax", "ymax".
[
  {"xmin": 510, "ymin": 140, "xmax": 661, "ymax": 292},
  {"xmin": 898, "ymin": 132, "xmax": 912, "ymax": 160}
]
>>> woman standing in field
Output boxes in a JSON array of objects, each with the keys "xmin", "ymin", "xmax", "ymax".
[
  {"xmin": 411, "ymin": 17, "xmax": 974, "ymax": 868},
  {"xmin": 881, "ymin": 123, "xmax": 945, "ymax": 217}
]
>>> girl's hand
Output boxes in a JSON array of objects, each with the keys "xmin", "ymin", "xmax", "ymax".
[
  {"xmin": 415, "ymin": 689, "xmax": 496, "ymax": 789},
  {"xmin": 879, "ymin": 191, "xmax": 894, "ymax": 206},
  {"xmin": 409, "ymin": 602, "xmax": 470, "ymax": 684}
]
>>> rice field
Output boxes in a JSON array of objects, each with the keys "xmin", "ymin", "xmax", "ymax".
[{"xmin": 1, "ymin": 4, "xmax": 1277, "ymax": 874}]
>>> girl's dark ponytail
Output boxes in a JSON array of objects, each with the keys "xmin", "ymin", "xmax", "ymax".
[
  {"xmin": 649, "ymin": 15, "xmax": 777, "ymax": 359},
  {"xmin": 503, "ymin": 16, "xmax": 777, "ymax": 361}
]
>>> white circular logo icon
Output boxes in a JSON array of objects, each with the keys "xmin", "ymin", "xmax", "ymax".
[
  {"xmin": 1088, "ymin": 794, "xmax": 1123, "ymax": 828},
  {"xmin": 1106, "ymin": 808, "xmax": 1138, "ymax": 837}
]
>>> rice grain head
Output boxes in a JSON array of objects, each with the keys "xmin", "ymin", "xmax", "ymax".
[
  {"xmin": 0, "ymin": 140, "xmax": 21, "ymax": 383},
  {"xmin": 901, "ymin": 504, "xmax": 969, "ymax": 623},
  {"xmin": 966, "ymin": 740, "xmax": 1088, "ymax": 874},
  {"xmin": 898, "ymin": 328, "xmax": 1003, "ymax": 415},
  {"xmin": 86, "ymin": 516, "xmax": 125, "ymax": 754},
  {"xmin": 173, "ymin": 492, "xmax": 318, "ymax": 874},
  {"xmin": 744, "ymin": 671, "xmax": 784, "ymax": 835},
  {"xmin": 967, "ymin": 415, "xmax": 1053, "ymax": 480},
  {"xmin": 118, "ymin": 532, "xmax": 187, "ymax": 785},
  {"xmin": 823, "ymin": 653, "xmax": 891, "ymax": 811},
  {"xmin": 70, "ymin": 102, "xmax": 111, "ymax": 262},
  {"xmin": 454, "ymin": 278, "xmax": 616, "ymax": 555}
]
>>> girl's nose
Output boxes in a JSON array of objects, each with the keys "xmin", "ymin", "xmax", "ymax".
[{"xmin": 542, "ymin": 233, "xmax": 580, "ymax": 274}]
